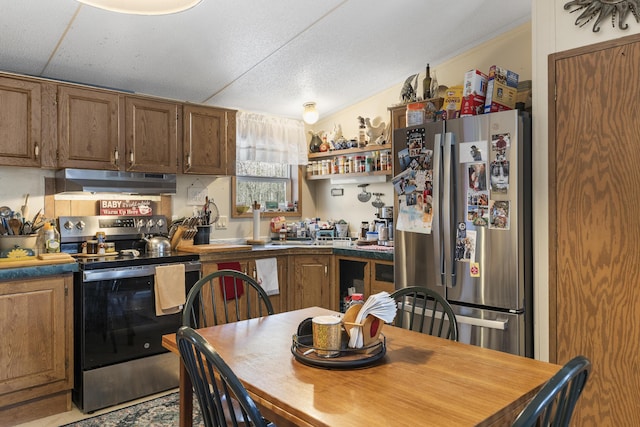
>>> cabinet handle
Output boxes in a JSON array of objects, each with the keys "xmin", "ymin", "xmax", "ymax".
[
  {"xmin": 252, "ymin": 267, "xmax": 257, "ymax": 279},
  {"xmin": 34, "ymin": 142, "xmax": 39, "ymax": 158},
  {"xmin": 114, "ymin": 148, "xmax": 119, "ymax": 166},
  {"xmin": 129, "ymin": 150, "xmax": 134, "ymax": 164},
  {"xmin": 186, "ymin": 153, "xmax": 192, "ymax": 168},
  {"xmin": 325, "ymin": 265, "xmax": 328, "ymax": 275}
]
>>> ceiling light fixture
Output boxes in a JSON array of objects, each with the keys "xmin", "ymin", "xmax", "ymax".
[
  {"xmin": 76, "ymin": 0, "xmax": 202, "ymax": 15},
  {"xmin": 302, "ymin": 102, "xmax": 319, "ymax": 125}
]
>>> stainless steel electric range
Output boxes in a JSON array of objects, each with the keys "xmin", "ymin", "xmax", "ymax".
[{"xmin": 58, "ymin": 215, "xmax": 201, "ymax": 413}]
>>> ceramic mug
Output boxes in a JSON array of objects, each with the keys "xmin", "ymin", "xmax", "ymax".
[{"xmin": 312, "ymin": 315, "xmax": 342, "ymax": 358}]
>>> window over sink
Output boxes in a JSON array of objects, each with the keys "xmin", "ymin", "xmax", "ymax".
[{"xmin": 232, "ymin": 160, "xmax": 301, "ymax": 218}]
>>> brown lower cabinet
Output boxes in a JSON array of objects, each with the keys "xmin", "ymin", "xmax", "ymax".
[
  {"xmin": 199, "ymin": 250, "xmax": 392, "ymax": 315},
  {"xmin": 201, "ymin": 253, "xmax": 288, "ymax": 314},
  {"xmin": 288, "ymin": 253, "xmax": 333, "ymax": 311},
  {"xmin": 0, "ymin": 274, "xmax": 74, "ymax": 427},
  {"xmin": 198, "ymin": 248, "xmax": 336, "ymax": 314}
]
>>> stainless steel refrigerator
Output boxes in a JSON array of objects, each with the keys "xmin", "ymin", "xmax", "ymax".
[{"xmin": 393, "ymin": 110, "xmax": 532, "ymax": 357}]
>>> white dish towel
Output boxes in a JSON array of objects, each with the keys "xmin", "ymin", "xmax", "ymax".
[{"xmin": 255, "ymin": 257, "xmax": 279, "ymax": 295}]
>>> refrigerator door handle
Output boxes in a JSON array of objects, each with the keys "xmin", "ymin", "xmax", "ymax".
[
  {"xmin": 442, "ymin": 132, "xmax": 455, "ymax": 288},
  {"xmin": 432, "ymin": 133, "xmax": 445, "ymax": 285},
  {"xmin": 455, "ymin": 314, "xmax": 508, "ymax": 330},
  {"xmin": 401, "ymin": 304, "xmax": 507, "ymax": 330}
]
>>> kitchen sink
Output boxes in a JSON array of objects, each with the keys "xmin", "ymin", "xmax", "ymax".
[{"xmin": 267, "ymin": 239, "xmax": 315, "ymax": 247}]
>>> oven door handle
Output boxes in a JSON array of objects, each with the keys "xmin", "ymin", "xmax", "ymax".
[{"xmin": 83, "ymin": 261, "xmax": 201, "ymax": 282}]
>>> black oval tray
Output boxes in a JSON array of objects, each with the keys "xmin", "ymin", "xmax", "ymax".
[{"xmin": 291, "ymin": 333, "xmax": 386, "ymax": 369}]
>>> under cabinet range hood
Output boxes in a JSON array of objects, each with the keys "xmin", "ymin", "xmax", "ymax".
[{"xmin": 55, "ymin": 169, "xmax": 177, "ymax": 195}]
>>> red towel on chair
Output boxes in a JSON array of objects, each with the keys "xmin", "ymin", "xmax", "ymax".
[{"xmin": 217, "ymin": 262, "xmax": 245, "ymax": 301}]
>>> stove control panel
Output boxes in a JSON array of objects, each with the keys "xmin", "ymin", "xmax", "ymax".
[{"xmin": 58, "ymin": 215, "xmax": 169, "ymax": 242}]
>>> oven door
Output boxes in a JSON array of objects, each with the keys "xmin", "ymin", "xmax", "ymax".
[{"xmin": 78, "ymin": 262, "xmax": 200, "ymax": 370}]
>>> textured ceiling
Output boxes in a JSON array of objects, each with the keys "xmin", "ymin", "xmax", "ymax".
[{"xmin": 0, "ymin": 0, "xmax": 530, "ymax": 120}]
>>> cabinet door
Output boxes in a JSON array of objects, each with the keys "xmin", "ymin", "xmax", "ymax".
[
  {"xmin": 389, "ymin": 105, "xmax": 407, "ymax": 133},
  {"xmin": 369, "ymin": 260, "xmax": 395, "ymax": 295},
  {"xmin": 0, "ymin": 276, "xmax": 72, "ymax": 403},
  {"xmin": 125, "ymin": 96, "xmax": 178, "ymax": 173},
  {"xmin": 246, "ymin": 256, "xmax": 287, "ymax": 314},
  {"xmin": 290, "ymin": 254, "xmax": 332, "ymax": 310},
  {"xmin": 57, "ymin": 85, "xmax": 121, "ymax": 170},
  {"xmin": 183, "ymin": 105, "xmax": 235, "ymax": 175},
  {"xmin": 0, "ymin": 77, "xmax": 42, "ymax": 167}
]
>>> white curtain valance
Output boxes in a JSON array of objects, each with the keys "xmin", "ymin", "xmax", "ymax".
[{"xmin": 236, "ymin": 111, "xmax": 308, "ymax": 165}]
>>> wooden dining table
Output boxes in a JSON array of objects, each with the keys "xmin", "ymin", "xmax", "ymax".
[{"xmin": 162, "ymin": 306, "xmax": 560, "ymax": 427}]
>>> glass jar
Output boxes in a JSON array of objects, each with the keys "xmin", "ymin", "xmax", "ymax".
[
  {"xmin": 380, "ymin": 151, "xmax": 388, "ymax": 171},
  {"xmin": 365, "ymin": 154, "xmax": 373, "ymax": 172},
  {"xmin": 322, "ymin": 160, "xmax": 329, "ymax": 175}
]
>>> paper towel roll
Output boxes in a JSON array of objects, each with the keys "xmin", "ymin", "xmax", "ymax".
[{"xmin": 253, "ymin": 209, "xmax": 260, "ymax": 241}]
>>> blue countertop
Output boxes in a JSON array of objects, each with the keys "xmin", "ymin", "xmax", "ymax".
[
  {"xmin": 332, "ymin": 246, "xmax": 394, "ymax": 261},
  {"xmin": 0, "ymin": 262, "xmax": 79, "ymax": 281},
  {"xmin": 254, "ymin": 242, "xmax": 394, "ymax": 261}
]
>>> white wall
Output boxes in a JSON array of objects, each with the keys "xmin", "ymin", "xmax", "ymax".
[
  {"xmin": 532, "ymin": 1, "xmax": 640, "ymax": 361},
  {"xmin": 0, "ymin": 167, "xmax": 54, "ymax": 220}
]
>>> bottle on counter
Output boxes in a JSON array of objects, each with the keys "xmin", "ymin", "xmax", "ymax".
[{"xmin": 39, "ymin": 221, "xmax": 60, "ymax": 253}]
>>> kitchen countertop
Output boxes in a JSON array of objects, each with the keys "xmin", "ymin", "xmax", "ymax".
[
  {"xmin": 0, "ymin": 241, "xmax": 393, "ymax": 280},
  {"xmin": 0, "ymin": 261, "xmax": 79, "ymax": 281},
  {"xmin": 254, "ymin": 242, "xmax": 394, "ymax": 261},
  {"xmin": 332, "ymin": 245, "xmax": 394, "ymax": 261}
]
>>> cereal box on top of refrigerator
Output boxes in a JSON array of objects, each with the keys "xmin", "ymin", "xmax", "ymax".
[
  {"xmin": 484, "ymin": 65, "xmax": 519, "ymax": 113},
  {"xmin": 460, "ymin": 69, "xmax": 488, "ymax": 116}
]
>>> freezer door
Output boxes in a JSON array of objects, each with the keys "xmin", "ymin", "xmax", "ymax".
[
  {"xmin": 444, "ymin": 110, "xmax": 530, "ymax": 311},
  {"xmin": 452, "ymin": 304, "xmax": 529, "ymax": 357},
  {"xmin": 393, "ymin": 121, "xmax": 445, "ymax": 300}
]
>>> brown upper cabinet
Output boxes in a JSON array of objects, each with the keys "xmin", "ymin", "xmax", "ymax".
[
  {"xmin": 57, "ymin": 85, "xmax": 121, "ymax": 170},
  {"xmin": 125, "ymin": 96, "xmax": 179, "ymax": 173},
  {"xmin": 182, "ymin": 104, "xmax": 236, "ymax": 175},
  {"xmin": 0, "ymin": 72, "xmax": 236, "ymax": 175},
  {"xmin": 0, "ymin": 76, "xmax": 56, "ymax": 168}
]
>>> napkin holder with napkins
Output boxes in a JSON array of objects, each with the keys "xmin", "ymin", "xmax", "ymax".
[{"xmin": 343, "ymin": 292, "xmax": 397, "ymax": 348}]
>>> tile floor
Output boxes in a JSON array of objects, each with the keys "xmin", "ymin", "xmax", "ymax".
[{"xmin": 13, "ymin": 389, "xmax": 177, "ymax": 427}]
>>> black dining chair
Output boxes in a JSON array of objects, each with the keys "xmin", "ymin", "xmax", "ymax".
[
  {"xmin": 512, "ymin": 355, "xmax": 591, "ymax": 427},
  {"xmin": 176, "ymin": 326, "xmax": 276, "ymax": 427},
  {"xmin": 390, "ymin": 286, "xmax": 458, "ymax": 340},
  {"xmin": 183, "ymin": 269, "xmax": 274, "ymax": 328}
]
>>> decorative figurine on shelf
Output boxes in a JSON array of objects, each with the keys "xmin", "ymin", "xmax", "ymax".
[
  {"xmin": 377, "ymin": 122, "xmax": 391, "ymax": 145},
  {"xmin": 328, "ymin": 123, "xmax": 349, "ymax": 149},
  {"xmin": 308, "ymin": 131, "xmax": 323, "ymax": 153},
  {"xmin": 400, "ymin": 74, "xmax": 419, "ymax": 104},
  {"xmin": 365, "ymin": 117, "xmax": 386, "ymax": 145}
]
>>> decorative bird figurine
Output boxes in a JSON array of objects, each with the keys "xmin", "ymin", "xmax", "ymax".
[
  {"xmin": 400, "ymin": 74, "xmax": 419, "ymax": 103},
  {"xmin": 365, "ymin": 118, "xmax": 386, "ymax": 145}
]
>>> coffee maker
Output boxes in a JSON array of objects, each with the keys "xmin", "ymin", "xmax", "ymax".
[{"xmin": 375, "ymin": 206, "xmax": 394, "ymax": 245}]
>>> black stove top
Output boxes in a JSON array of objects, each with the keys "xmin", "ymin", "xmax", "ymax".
[
  {"xmin": 74, "ymin": 252, "xmax": 200, "ymax": 271},
  {"xmin": 58, "ymin": 215, "xmax": 199, "ymax": 270}
]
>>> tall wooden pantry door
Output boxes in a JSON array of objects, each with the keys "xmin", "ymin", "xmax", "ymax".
[{"xmin": 549, "ymin": 34, "xmax": 640, "ymax": 426}]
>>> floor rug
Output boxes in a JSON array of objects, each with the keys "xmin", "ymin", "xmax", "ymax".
[{"xmin": 60, "ymin": 392, "xmax": 202, "ymax": 427}]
